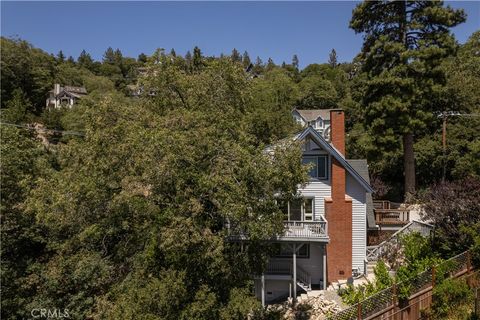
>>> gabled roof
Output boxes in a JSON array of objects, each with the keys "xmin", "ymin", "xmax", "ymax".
[
  {"xmin": 296, "ymin": 127, "xmax": 374, "ymax": 193},
  {"xmin": 64, "ymin": 86, "xmax": 87, "ymax": 94},
  {"xmin": 55, "ymin": 90, "xmax": 83, "ymax": 99},
  {"xmin": 293, "ymin": 109, "xmax": 332, "ymax": 122}
]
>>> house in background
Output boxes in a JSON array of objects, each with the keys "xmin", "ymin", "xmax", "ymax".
[
  {"xmin": 231, "ymin": 109, "xmax": 374, "ymax": 305},
  {"xmin": 46, "ymin": 83, "xmax": 87, "ymax": 109}
]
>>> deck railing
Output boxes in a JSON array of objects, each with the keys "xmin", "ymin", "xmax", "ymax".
[
  {"xmin": 226, "ymin": 215, "xmax": 328, "ymax": 241},
  {"xmin": 373, "ymin": 200, "xmax": 410, "ymax": 225},
  {"xmin": 281, "ymin": 217, "xmax": 328, "ymax": 240},
  {"xmin": 266, "ymin": 260, "xmax": 292, "ymax": 274},
  {"xmin": 366, "ymin": 220, "xmax": 434, "ymax": 262},
  {"xmin": 374, "ymin": 209, "xmax": 410, "ymax": 225}
]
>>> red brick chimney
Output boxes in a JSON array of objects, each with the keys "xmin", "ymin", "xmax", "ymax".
[
  {"xmin": 330, "ymin": 109, "xmax": 345, "ymax": 156},
  {"xmin": 325, "ymin": 109, "xmax": 352, "ymax": 283}
]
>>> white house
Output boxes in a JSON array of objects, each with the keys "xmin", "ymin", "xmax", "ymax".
[
  {"xmin": 46, "ymin": 84, "xmax": 87, "ymax": 109},
  {"xmin": 240, "ymin": 109, "xmax": 374, "ymax": 304}
]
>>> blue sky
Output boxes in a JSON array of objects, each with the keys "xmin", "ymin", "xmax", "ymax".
[{"xmin": 2, "ymin": 1, "xmax": 479, "ymax": 68}]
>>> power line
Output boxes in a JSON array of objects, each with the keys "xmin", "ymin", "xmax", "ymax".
[{"xmin": 0, "ymin": 122, "xmax": 85, "ymax": 137}]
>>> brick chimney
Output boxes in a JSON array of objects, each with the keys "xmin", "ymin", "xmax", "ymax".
[
  {"xmin": 330, "ymin": 109, "xmax": 345, "ymax": 156},
  {"xmin": 325, "ymin": 109, "xmax": 352, "ymax": 284}
]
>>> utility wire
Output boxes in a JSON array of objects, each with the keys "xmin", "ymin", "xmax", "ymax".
[{"xmin": 0, "ymin": 122, "xmax": 85, "ymax": 137}]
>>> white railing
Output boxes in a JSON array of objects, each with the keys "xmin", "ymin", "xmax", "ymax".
[
  {"xmin": 225, "ymin": 216, "xmax": 328, "ymax": 241},
  {"xmin": 366, "ymin": 220, "xmax": 434, "ymax": 261},
  {"xmin": 296, "ymin": 265, "xmax": 312, "ymax": 290},
  {"xmin": 282, "ymin": 217, "xmax": 328, "ymax": 240},
  {"xmin": 265, "ymin": 260, "xmax": 312, "ymax": 290},
  {"xmin": 266, "ymin": 260, "xmax": 292, "ymax": 274}
]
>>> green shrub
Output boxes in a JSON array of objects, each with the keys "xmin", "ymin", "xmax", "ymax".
[{"xmin": 431, "ymin": 278, "xmax": 473, "ymax": 319}]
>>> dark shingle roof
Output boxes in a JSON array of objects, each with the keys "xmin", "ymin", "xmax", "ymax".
[
  {"xmin": 295, "ymin": 109, "xmax": 332, "ymax": 121},
  {"xmin": 64, "ymin": 86, "xmax": 87, "ymax": 94},
  {"xmin": 346, "ymin": 159, "xmax": 377, "ymax": 230}
]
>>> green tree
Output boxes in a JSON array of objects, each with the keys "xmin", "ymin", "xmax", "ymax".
[
  {"xmin": 292, "ymin": 54, "xmax": 299, "ymax": 70},
  {"xmin": 0, "ymin": 37, "xmax": 56, "ymax": 113},
  {"xmin": 57, "ymin": 50, "xmax": 65, "ymax": 63},
  {"xmin": 1, "ymin": 126, "xmax": 50, "ymax": 319},
  {"xmin": 137, "ymin": 53, "xmax": 148, "ymax": 63},
  {"xmin": 350, "ymin": 0, "xmax": 465, "ymax": 199},
  {"xmin": 328, "ymin": 49, "xmax": 337, "ymax": 68},
  {"xmin": 78, "ymin": 49, "xmax": 94, "ymax": 71},
  {"xmin": 192, "ymin": 46, "xmax": 203, "ymax": 71},
  {"xmin": 242, "ymin": 50, "xmax": 251, "ymax": 68},
  {"xmin": 231, "ymin": 48, "xmax": 241, "ymax": 62}
]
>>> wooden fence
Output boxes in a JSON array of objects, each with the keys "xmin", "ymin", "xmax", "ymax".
[{"xmin": 327, "ymin": 250, "xmax": 476, "ymax": 320}]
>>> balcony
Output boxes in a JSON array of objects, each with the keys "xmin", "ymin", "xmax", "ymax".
[
  {"xmin": 226, "ymin": 216, "xmax": 329, "ymax": 242},
  {"xmin": 279, "ymin": 219, "xmax": 328, "ymax": 242},
  {"xmin": 373, "ymin": 201, "xmax": 410, "ymax": 226}
]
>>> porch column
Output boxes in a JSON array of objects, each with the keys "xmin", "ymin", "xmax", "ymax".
[
  {"xmin": 323, "ymin": 245, "xmax": 327, "ymax": 290},
  {"xmin": 293, "ymin": 243, "xmax": 297, "ymax": 301},
  {"xmin": 261, "ymin": 274, "xmax": 265, "ymax": 307}
]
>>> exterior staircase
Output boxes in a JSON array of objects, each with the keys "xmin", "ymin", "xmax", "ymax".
[
  {"xmin": 366, "ymin": 220, "xmax": 433, "ymax": 265},
  {"xmin": 296, "ymin": 265, "xmax": 312, "ymax": 292}
]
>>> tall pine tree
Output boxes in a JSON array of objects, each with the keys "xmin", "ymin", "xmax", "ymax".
[
  {"xmin": 350, "ymin": 0, "xmax": 465, "ymax": 199},
  {"xmin": 328, "ymin": 49, "xmax": 337, "ymax": 68},
  {"xmin": 292, "ymin": 54, "xmax": 299, "ymax": 70}
]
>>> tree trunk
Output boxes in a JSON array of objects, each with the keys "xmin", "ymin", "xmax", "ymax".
[{"xmin": 403, "ymin": 132, "xmax": 415, "ymax": 200}]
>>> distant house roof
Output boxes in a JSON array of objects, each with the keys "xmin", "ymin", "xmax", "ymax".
[
  {"xmin": 347, "ymin": 159, "xmax": 377, "ymax": 230},
  {"xmin": 294, "ymin": 109, "xmax": 332, "ymax": 122},
  {"xmin": 64, "ymin": 86, "xmax": 87, "ymax": 95}
]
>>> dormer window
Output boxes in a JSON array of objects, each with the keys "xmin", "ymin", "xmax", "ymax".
[
  {"xmin": 316, "ymin": 118, "xmax": 323, "ymax": 128},
  {"xmin": 308, "ymin": 121, "xmax": 316, "ymax": 128},
  {"xmin": 302, "ymin": 155, "xmax": 328, "ymax": 180}
]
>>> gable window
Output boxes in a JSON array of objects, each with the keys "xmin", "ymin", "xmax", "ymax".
[{"xmin": 302, "ymin": 155, "xmax": 328, "ymax": 180}]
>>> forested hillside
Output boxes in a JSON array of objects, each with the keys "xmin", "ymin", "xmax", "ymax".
[{"xmin": 1, "ymin": 1, "xmax": 479, "ymax": 318}]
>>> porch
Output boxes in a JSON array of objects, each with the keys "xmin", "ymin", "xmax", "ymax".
[{"xmin": 255, "ymin": 243, "xmax": 327, "ymax": 305}]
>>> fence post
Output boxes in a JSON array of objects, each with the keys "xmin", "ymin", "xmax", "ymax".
[
  {"xmin": 357, "ymin": 302, "xmax": 362, "ymax": 320},
  {"xmin": 467, "ymin": 251, "xmax": 472, "ymax": 273},
  {"xmin": 432, "ymin": 266, "xmax": 436, "ymax": 288},
  {"xmin": 475, "ymin": 288, "xmax": 479, "ymax": 317},
  {"xmin": 392, "ymin": 283, "xmax": 398, "ymax": 320}
]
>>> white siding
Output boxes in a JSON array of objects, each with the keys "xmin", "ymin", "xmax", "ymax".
[
  {"xmin": 299, "ymin": 141, "xmax": 331, "ymax": 220},
  {"xmin": 346, "ymin": 173, "xmax": 367, "ymax": 273},
  {"xmin": 298, "ymin": 179, "xmax": 331, "ymax": 220}
]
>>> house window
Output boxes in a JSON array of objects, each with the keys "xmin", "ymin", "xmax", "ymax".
[
  {"xmin": 279, "ymin": 198, "xmax": 315, "ymax": 221},
  {"xmin": 275, "ymin": 243, "xmax": 310, "ymax": 258},
  {"xmin": 302, "ymin": 155, "xmax": 328, "ymax": 180}
]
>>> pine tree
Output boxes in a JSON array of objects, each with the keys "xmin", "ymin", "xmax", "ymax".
[
  {"xmin": 350, "ymin": 0, "xmax": 465, "ymax": 198},
  {"xmin": 78, "ymin": 50, "xmax": 94, "ymax": 70},
  {"xmin": 292, "ymin": 54, "xmax": 299, "ymax": 70},
  {"xmin": 231, "ymin": 48, "xmax": 241, "ymax": 62},
  {"xmin": 242, "ymin": 51, "xmax": 251, "ymax": 67},
  {"xmin": 192, "ymin": 46, "xmax": 203, "ymax": 71},
  {"xmin": 103, "ymin": 47, "xmax": 116, "ymax": 64},
  {"xmin": 137, "ymin": 53, "xmax": 148, "ymax": 63},
  {"xmin": 170, "ymin": 48, "xmax": 177, "ymax": 57},
  {"xmin": 328, "ymin": 49, "xmax": 337, "ymax": 68},
  {"xmin": 114, "ymin": 48, "xmax": 123, "ymax": 66},
  {"xmin": 185, "ymin": 50, "xmax": 193, "ymax": 72},
  {"xmin": 266, "ymin": 58, "xmax": 275, "ymax": 71},
  {"xmin": 67, "ymin": 56, "xmax": 75, "ymax": 65},
  {"xmin": 57, "ymin": 50, "xmax": 65, "ymax": 63}
]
